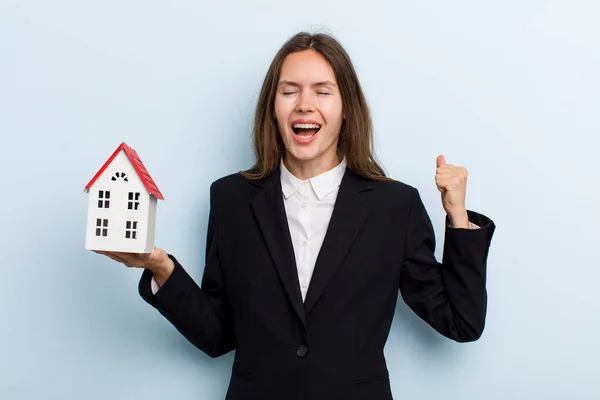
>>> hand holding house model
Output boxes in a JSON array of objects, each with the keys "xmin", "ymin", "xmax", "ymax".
[{"xmin": 84, "ymin": 142, "xmax": 164, "ymax": 254}]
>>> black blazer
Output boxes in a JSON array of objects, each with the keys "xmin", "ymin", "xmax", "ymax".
[{"xmin": 139, "ymin": 166, "xmax": 495, "ymax": 400}]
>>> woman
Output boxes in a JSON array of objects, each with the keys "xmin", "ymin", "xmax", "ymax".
[{"xmin": 97, "ymin": 32, "xmax": 495, "ymax": 400}]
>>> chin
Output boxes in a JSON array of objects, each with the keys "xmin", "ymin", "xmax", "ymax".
[{"xmin": 287, "ymin": 150, "xmax": 319, "ymax": 162}]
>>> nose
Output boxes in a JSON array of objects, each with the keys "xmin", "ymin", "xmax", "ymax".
[{"xmin": 296, "ymin": 91, "xmax": 315, "ymax": 113}]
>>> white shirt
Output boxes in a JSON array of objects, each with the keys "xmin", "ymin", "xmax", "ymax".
[
  {"xmin": 280, "ymin": 158, "xmax": 347, "ymax": 302},
  {"xmin": 151, "ymin": 158, "xmax": 347, "ymax": 298}
]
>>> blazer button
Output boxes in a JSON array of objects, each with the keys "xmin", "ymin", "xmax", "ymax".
[{"xmin": 296, "ymin": 345, "xmax": 308, "ymax": 358}]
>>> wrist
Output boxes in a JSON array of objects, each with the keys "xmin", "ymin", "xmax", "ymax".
[
  {"xmin": 148, "ymin": 251, "xmax": 174, "ymax": 279},
  {"xmin": 448, "ymin": 209, "xmax": 469, "ymax": 229}
]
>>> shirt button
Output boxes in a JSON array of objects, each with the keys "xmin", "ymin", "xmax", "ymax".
[
  {"xmin": 296, "ymin": 345, "xmax": 308, "ymax": 358},
  {"xmin": 301, "ymin": 281, "xmax": 307, "ymax": 289},
  {"xmin": 301, "ymin": 202, "xmax": 307, "ymax": 208},
  {"xmin": 302, "ymin": 240, "xmax": 307, "ymax": 247}
]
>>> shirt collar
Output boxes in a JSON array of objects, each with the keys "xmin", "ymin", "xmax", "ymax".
[{"xmin": 280, "ymin": 158, "xmax": 347, "ymax": 200}]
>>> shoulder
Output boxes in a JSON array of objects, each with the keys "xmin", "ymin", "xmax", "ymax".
[
  {"xmin": 342, "ymin": 169, "xmax": 418, "ymax": 210},
  {"xmin": 210, "ymin": 171, "xmax": 248, "ymax": 192},
  {"xmin": 358, "ymin": 176, "xmax": 427, "ymax": 222},
  {"xmin": 209, "ymin": 171, "xmax": 251, "ymax": 198},
  {"xmin": 375, "ymin": 181, "xmax": 419, "ymax": 214},
  {"xmin": 353, "ymin": 170, "xmax": 417, "ymax": 200},
  {"xmin": 209, "ymin": 169, "xmax": 269, "ymax": 204},
  {"xmin": 374, "ymin": 179, "xmax": 414, "ymax": 194}
]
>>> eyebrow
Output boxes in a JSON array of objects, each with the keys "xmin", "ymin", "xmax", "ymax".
[{"xmin": 278, "ymin": 80, "xmax": 338, "ymax": 88}]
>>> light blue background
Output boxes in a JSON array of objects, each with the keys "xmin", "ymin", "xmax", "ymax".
[{"xmin": 2, "ymin": 0, "xmax": 599, "ymax": 399}]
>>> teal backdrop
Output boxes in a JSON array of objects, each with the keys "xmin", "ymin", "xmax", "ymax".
[{"xmin": 1, "ymin": 0, "xmax": 599, "ymax": 398}]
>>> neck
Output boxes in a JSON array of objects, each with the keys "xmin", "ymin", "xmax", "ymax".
[{"xmin": 283, "ymin": 153, "xmax": 340, "ymax": 181}]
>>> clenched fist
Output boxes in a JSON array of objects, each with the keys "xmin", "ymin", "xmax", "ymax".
[{"xmin": 435, "ymin": 155, "xmax": 470, "ymax": 229}]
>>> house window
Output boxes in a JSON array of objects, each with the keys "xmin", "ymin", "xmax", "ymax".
[
  {"xmin": 128, "ymin": 192, "xmax": 140, "ymax": 210},
  {"xmin": 112, "ymin": 172, "xmax": 129, "ymax": 182},
  {"xmin": 125, "ymin": 221, "xmax": 138, "ymax": 239},
  {"xmin": 97, "ymin": 191, "xmax": 110, "ymax": 208},
  {"xmin": 95, "ymin": 219, "xmax": 108, "ymax": 236}
]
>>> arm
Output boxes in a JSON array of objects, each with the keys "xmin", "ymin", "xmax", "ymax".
[
  {"xmin": 399, "ymin": 188, "xmax": 495, "ymax": 342},
  {"xmin": 139, "ymin": 183, "xmax": 236, "ymax": 357}
]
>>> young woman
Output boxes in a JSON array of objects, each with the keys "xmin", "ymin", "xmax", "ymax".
[{"xmin": 97, "ymin": 32, "xmax": 495, "ymax": 400}]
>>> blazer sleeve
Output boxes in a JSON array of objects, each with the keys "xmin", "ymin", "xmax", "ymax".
[
  {"xmin": 138, "ymin": 182, "xmax": 235, "ymax": 357},
  {"xmin": 399, "ymin": 187, "xmax": 496, "ymax": 342}
]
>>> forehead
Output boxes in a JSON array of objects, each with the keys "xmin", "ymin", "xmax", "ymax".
[{"xmin": 279, "ymin": 50, "xmax": 337, "ymax": 83}]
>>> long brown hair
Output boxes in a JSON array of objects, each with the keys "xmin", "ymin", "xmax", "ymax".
[{"xmin": 241, "ymin": 31, "xmax": 391, "ymax": 181}]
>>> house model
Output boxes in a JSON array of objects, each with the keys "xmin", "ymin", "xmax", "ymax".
[{"xmin": 84, "ymin": 142, "xmax": 164, "ymax": 253}]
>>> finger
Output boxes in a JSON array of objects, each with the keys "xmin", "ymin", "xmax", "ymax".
[
  {"xmin": 97, "ymin": 251, "xmax": 131, "ymax": 266},
  {"xmin": 112, "ymin": 250, "xmax": 151, "ymax": 258},
  {"xmin": 434, "ymin": 176, "xmax": 446, "ymax": 190},
  {"xmin": 436, "ymin": 172, "xmax": 463, "ymax": 181},
  {"xmin": 108, "ymin": 251, "xmax": 148, "ymax": 265},
  {"xmin": 436, "ymin": 170, "xmax": 467, "ymax": 182},
  {"xmin": 435, "ymin": 180, "xmax": 446, "ymax": 192},
  {"xmin": 436, "ymin": 155, "xmax": 446, "ymax": 168},
  {"xmin": 436, "ymin": 166, "xmax": 466, "ymax": 177}
]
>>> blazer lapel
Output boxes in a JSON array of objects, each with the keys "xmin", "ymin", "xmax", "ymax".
[
  {"xmin": 250, "ymin": 167, "xmax": 307, "ymax": 329},
  {"xmin": 304, "ymin": 170, "xmax": 373, "ymax": 315}
]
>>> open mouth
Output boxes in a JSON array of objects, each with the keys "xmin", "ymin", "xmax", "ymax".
[{"xmin": 292, "ymin": 123, "xmax": 321, "ymax": 138}]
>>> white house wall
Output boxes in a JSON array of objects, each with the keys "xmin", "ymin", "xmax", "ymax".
[
  {"xmin": 146, "ymin": 197, "xmax": 157, "ymax": 252},
  {"xmin": 85, "ymin": 149, "xmax": 157, "ymax": 253}
]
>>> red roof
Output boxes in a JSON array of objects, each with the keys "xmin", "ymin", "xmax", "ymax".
[{"xmin": 85, "ymin": 142, "xmax": 164, "ymax": 200}]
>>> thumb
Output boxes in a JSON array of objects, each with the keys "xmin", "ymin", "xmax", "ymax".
[{"xmin": 436, "ymin": 155, "xmax": 446, "ymax": 168}]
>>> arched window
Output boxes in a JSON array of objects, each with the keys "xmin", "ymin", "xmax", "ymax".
[{"xmin": 111, "ymin": 172, "xmax": 129, "ymax": 182}]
